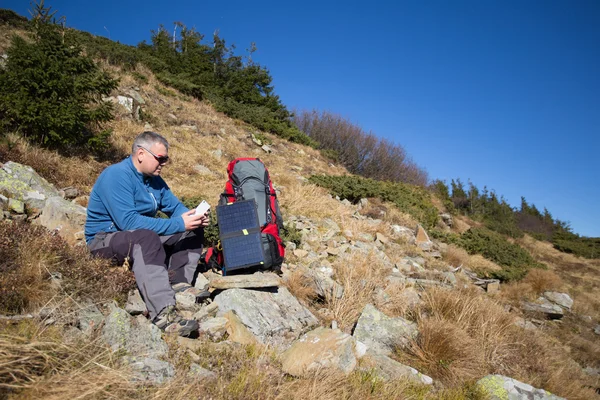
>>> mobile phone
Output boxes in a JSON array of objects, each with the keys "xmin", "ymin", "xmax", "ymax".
[{"xmin": 195, "ymin": 200, "xmax": 210, "ymax": 215}]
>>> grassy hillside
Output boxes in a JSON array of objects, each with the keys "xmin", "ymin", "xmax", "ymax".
[{"xmin": 1, "ymin": 8, "xmax": 599, "ymax": 400}]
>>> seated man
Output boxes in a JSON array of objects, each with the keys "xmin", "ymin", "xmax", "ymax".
[{"xmin": 85, "ymin": 131, "xmax": 208, "ymax": 337}]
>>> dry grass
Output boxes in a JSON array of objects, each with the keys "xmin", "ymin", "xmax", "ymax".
[
  {"xmin": 521, "ymin": 269, "xmax": 564, "ymax": 295},
  {"xmin": 399, "ymin": 287, "xmax": 598, "ymax": 399}
]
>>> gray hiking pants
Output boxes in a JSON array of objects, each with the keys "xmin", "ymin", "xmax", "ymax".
[{"xmin": 87, "ymin": 228, "xmax": 204, "ymax": 320}]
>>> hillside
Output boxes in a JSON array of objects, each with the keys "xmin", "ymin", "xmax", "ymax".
[{"xmin": 1, "ymin": 10, "xmax": 599, "ymax": 400}]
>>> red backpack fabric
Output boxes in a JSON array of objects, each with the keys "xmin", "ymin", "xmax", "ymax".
[{"xmin": 205, "ymin": 158, "xmax": 285, "ymax": 272}]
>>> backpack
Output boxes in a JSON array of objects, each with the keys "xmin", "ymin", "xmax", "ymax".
[{"xmin": 204, "ymin": 158, "xmax": 285, "ymax": 272}]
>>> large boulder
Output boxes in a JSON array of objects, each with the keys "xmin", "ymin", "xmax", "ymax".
[
  {"xmin": 280, "ymin": 327, "xmax": 358, "ymax": 376},
  {"xmin": 522, "ymin": 297, "xmax": 564, "ymax": 320},
  {"xmin": 543, "ymin": 292, "xmax": 573, "ymax": 310},
  {"xmin": 214, "ymin": 287, "xmax": 318, "ymax": 344},
  {"xmin": 0, "ymin": 161, "xmax": 59, "ymax": 210},
  {"xmin": 102, "ymin": 304, "xmax": 168, "ymax": 358},
  {"xmin": 206, "ymin": 271, "xmax": 281, "ymax": 289},
  {"xmin": 477, "ymin": 375, "xmax": 565, "ymax": 400},
  {"xmin": 36, "ymin": 195, "xmax": 87, "ymax": 244},
  {"xmin": 353, "ymin": 304, "xmax": 418, "ymax": 355}
]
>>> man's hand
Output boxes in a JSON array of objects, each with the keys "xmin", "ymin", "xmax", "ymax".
[{"xmin": 182, "ymin": 209, "xmax": 210, "ymax": 231}]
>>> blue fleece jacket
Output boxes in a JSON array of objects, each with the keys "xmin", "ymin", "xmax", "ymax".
[{"xmin": 85, "ymin": 156, "xmax": 188, "ymax": 243}]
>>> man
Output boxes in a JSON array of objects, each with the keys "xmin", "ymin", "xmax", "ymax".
[{"xmin": 85, "ymin": 131, "xmax": 208, "ymax": 337}]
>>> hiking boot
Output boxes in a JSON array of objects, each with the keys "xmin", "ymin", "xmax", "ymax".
[
  {"xmin": 172, "ymin": 282, "xmax": 211, "ymax": 301},
  {"xmin": 153, "ymin": 305, "xmax": 199, "ymax": 337}
]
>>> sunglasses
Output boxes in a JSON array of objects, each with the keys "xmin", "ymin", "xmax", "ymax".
[{"xmin": 137, "ymin": 145, "xmax": 169, "ymax": 164}]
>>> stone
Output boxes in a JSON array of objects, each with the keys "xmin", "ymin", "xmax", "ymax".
[
  {"xmin": 390, "ymin": 225, "xmax": 416, "ymax": 243},
  {"xmin": 61, "ymin": 186, "xmax": 79, "ymax": 199},
  {"xmin": 514, "ymin": 318, "xmax": 537, "ymax": 330},
  {"xmin": 0, "ymin": 162, "xmax": 59, "ymax": 211},
  {"xmin": 36, "ymin": 196, "xmax": 87, "ymax": 245},
  {"xmin": 397, "ymin": 287, "xmax": 422, "ymax": 308},
  {"xmin": 194, "ymin": 164, "xmax": 213, "ymax": 175},
  {"xmin": 293, "ymin": 249, "xmax": 308, "ymax": 258},
  {"xmin": 122, "ymin": 356, "xmax": 174, "ymax": 385},
  {"xmin": 341, "ymin": 199, "xmax": 351, "ymax": 206},
  {"xmin": 78, "ymin": 304, "xmax": 104, "ymax": 335},
  {"xmin": 543, "ymin": 292, "xmax": 573, "ymax": 310},
  {"xmin": 358, "ymin": 198, "xmax": 369, "ymax": 209},
  {"xmin": 189, "ymin": 363, "xmax": 217, "ymax": 380},
  {"xmin": 486, "ymin": 281, "xmax": 500, "ymax": 294},
  {"xmin": 211, "ymin": 149, "xmax": 223, "ymax": 160},
  {"xmin": 144, "ymin": 122, "xmax": 153, "ymax": 131},
  {"xmin": 192, "ymin": 302, "xmax": 219, "ymax": 322},
  {"xmin": 223, "ymin": 310, "xmax": 258, "ymax": 345},
  {"xmin": 477, "ymin": 374, "xmax": 565, "ymax": 400},
  {"xmin": 8, "ymin": 198, "xmax": 25, "ymax": 214},
  {"xmin": 584, "ymin": 367, "xmax": 600, "ymax": 377},
  {"xmin": 522, "ymin": 297, "xmax": 564, "ymax": 319},
  {"xmin": 126, "ymin": 89, "xmax": 145, "ymax": 105},
  {"xmin": 199, "ymin": 317, "xmax": 228, "ymax": 340},
  {"xmin": 116, "ymin": 95, "xmax": 134, "ymax": 113},
  {"xmin": 594, "ymin": 325, "xmax": 600, "ymax": 335},
  {"xmin": 439, "ymin": 213, "xmax": 453, "ymax": 228},
  {"xmin": 175, "ymin": 290, "xmax": 198, "ymax": 311},
  {"xmin": 281, "ymin": 328, "xmax": 358, "ymax": 376},
  {"xmin": 194, "ymin": 273, "xmax": 210, "ymax": 291},
  {"xmin": 214, "ymin": 287, "xmax": 318, "ymax": 344},
  {"xmin": 353, "ymin": 304, "xmax": 418, "ymax": 355},
  {"xmin": 102, "ymin": 304, "xmax": 168, "ymax": 358},
  {"xmin": 362, "ymin": 353, "xmax": 433, "ymax": 385},
  {"xmin": 303, "ymin": 266, "xmax": 344, "ymax": 299},
  {"xmin": 261, "ymin": 144, "xmax": 272, "ymax": 153},
  {"xmin": 167, "ymin": 113, "xmax": 178, "ymax": 123},
  {"xmin": 125, "ymin": 289, "xmax": 147, "ymax": 315},
  {"xmin": 206, "ymin": 271, "xmax": 281, "ymax": 290},
  {"xmin": 375, "ymin": 232, "xmax": 389, "ymax": 244}
]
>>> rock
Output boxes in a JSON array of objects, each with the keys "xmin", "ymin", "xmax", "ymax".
[
  {"xmin": 61, "ymin": 186, "xmax": 79, "ymax": 199},
  {"xmin": 194, "ymin": 165, "xmax": 213, "ymax": 175},
  {"xmin": 358, "ymin": 198, "xmax": 369, "ymax": 209},
  {"xmin": 36, "ymin": 196, "xmax": 87, "ymax": 244},
  {"xmin": 189, "ymin": 363, "xmax": 217, "ymax": 380},
  {"xmin": 477, "ymin": 374, "xmax": 565, "ymax": 400},
  {"xmin": 353, "ymin": 304, "xmax": 418, "ymax": 355},
  {"xmin": 192, "ymin": 302, "xmax": 219, "ymax": 322},
  {"xmin": 175, "ymin": 290, "xmax": 198, "ymax": 311},
  {"xmin": 486, "ymin": 281, "xmax": 500, "ymax": 293},
  {"xmin": 166, "ymin": 113, "xmax": 178, "ymax": 123},
  {"xmin": 8, "ymin": 198, "xmax": 25, "ymax": 213},
  {"xmin": 358, "ymin": 233, "xmax": 374, "ymax": 242},
  {"xmin": 199, "ymin": 317, "xmax": 228, "ymax": 340},
  {"xmin": 116, "ymin": 96, "xmax": 134, "ymax": 113},
  {"xmin": 180, "ymin": 124, "xmax": 199, "ymax": 132},
  {"xmin": 303, "ymin": 266, "xmax": 344, "ymax": 299},
  {"xmin": 439, "ymin": 213, "xmax": 453, "ymax": 228},
  {"xmin": 397, "ymin": 287, "xmax": 422, "ymax": 308},
  {"xmin": 223, "ymin": 310, "xmax": 258, "ymax": 345},
  {"xmin": 522, "ymin": 297, "xmax": 564, "ymax": 319},
  {"xmin": 375, "ymin": 232, "xmax": 389, "ymax": 244},
  {"xmin": 415, "ymin": 224, "xmax": 433, "ymax": 250},
  {"xmin": 102, "ymin": 304, "xmax": 168, "ymax": 358},
  {"xmin": 125, "ymin": 289, "xmax": 147, "ymax": 315},
  {"xmin": 251, "ymin": 135, "xmax": 262, "ymax": 146},
  {"xmin": 594, "ymin": 325, "xmax": 600, "ymax": 335},
  {"xmin": 206, "ymin": 271, "xmax": 281, "ymax": 289},
  {"xmin": 126, "ymin": 89, "xmax": 145, "ymax": 105},
  {"xmin": 281, "ymin": 328, "xmax": 358, "ymax": 376},
  {"xmin": 584, "ymin": 367, "xmax": 600, "ymax": 376},
  {"xmin": 194, "ymin": 273, "xmax": 210, "ymax": 291},
  {"xmin": 0, "ymin": 162, "xmax": 59, "ymax": 211},
  {"xmin": 122, "ymin": 356, "xmax": 174, "ymax": 385},
  {"xmin": 211, "ymin": 149, "xmax": 222, "ymax": 160},
  {"xmin": 144, "ymin": 122, "xmax": 153, "ymax": 131},
  {"xmin": 362, "ymin": 353, "xmax": 433, "ymax": 385},
  {"xmin": 514, "ymin": 318, "xmax": 537, "ymax": 330},
  {"xmin": 261, "ymin": 144, "xmax": 272, "ymax": 153},
  {"xmin": 543, "ymin": 292, "xmax": 573, "ymax": 310},
  {"xmin": 214, "ymin": 287, "xmax": 318, "ymax": 344},
  {"xmin": 442, "ymin": 272, "xmax": 457, "ymax": 286},
  {"xmin": 341, "ymin": 199, "xmax": 351, "ymax": 207},
  {"xmin": 390, "ymin": 225, "xmax": 416, "ymax": 243},
  {"xmin": 78, "ymin": 304, "xmax": 104, "ymax": 335},
  {"xmin": 293, "ymin": 249, "xmax": 308, "ymax": 258}
]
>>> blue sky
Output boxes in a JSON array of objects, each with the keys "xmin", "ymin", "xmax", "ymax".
[{"xmin": 5, "ymin": 1, "xmax": 600, "ymax": 237}]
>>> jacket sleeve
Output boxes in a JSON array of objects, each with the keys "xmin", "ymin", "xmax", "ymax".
[
  {"xmin": 101, "ymin": 172, "xmax": 186, "ymax": 235},
  {"xmin": 157, "ymin": 178, "xmax": 189, "ymax": 218}
]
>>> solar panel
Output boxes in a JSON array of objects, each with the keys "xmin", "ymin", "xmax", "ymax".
[{"xmin": 216, "ymin": 200, "xmax": 265, "ymax": 273}]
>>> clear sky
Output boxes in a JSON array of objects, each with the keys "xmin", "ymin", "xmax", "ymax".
[{"xmin": 4, "ymin": 1, "xmax": 600, "ymax": 237}]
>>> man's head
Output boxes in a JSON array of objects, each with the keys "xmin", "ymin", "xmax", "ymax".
[{"xmin": 132, "ymin": 131, "xmax": 170, "ymax": 177}]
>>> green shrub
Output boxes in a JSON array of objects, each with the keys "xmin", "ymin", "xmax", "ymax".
[
  {"xmin": 131, "ymin": 71, "xmax": 148, "ymax": 84},
  {"xmin": 0, "ymin": 9, "xmax": 29, "ymax": 27},
  {"xmin": 320, "ymin": 148, "xmax": 340, "ymax": 163},
  {"xmin": 459, "ymin": 227, "xmax": 543, "ymax": 281},
  {"xmin": 281, "ymin": 223, "xmax": 302, "ymax": 247},
  {"xmin": 0, "ymin": 7, "xmax": 118, "ymax": 148},
  {"xmin": 309, "ymin": 175, "xmax": 438, "ymax": 229}
]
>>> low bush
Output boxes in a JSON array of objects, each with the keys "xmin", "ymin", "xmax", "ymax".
[{"xmin": 309, "ymin": 175, "xmax": 438, "ymax": 229}]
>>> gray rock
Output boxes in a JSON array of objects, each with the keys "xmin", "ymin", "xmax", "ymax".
[
  {"xmin": 594, "ymin": 325, "xmax": 600, "ymax": 335},
  {"xmin": 390, "ymin": 225, "xmax": 416, "ymax": 243},
  {"xmin": 358, "ymin": 198, "xmax": 369, "ymax": 209},
  {"xmin": 126, "ymin": 89, "xmax": 145, "ymax": 105},
  {"xmin": 214, "ymin": 287, "xmax": 318, "ymax": 344},
  {"xmin": 78, "ymin": 304, "xmax": 104, "ymax": 335},
  {"xmin": 36, "ymin": 196, "xmax": 87, "ymax": 244},
  {"xmin": 102, "ymin": 304, "xmax": 168, "ymax": 358},
  {"xmin": 353, "ymin": 304, "xmax": 418, "ymax": 355},
  {"xmin": 125, "ymin": 289, "xmax": 147, "ymax": 315},
  {"xmin": 341, "ymin": 199, "xmax": 352, "ymax": 206},
  {"xmin": 439, "ymin": 213, "xmax": 453, "ymax": 228},
  {"xmin": 206, "ymin": 271, "xmax": 281, "ymax": 289},
  {"xmin": 166, "ymin": 113, "xmax": 178, "ymax": 123},
  {"xmin": 116, "ymin": 96, "xmax": 134, "ymax": 112},
  {"xmin": 193, "ymin": 302, "xmax": 219, "ymax": 322},
  {"xmin": 522, "ymin": 297, "xmax": 564, "ymax": 319},
  {"xmin": 362, "ymin": 353, "xmax": 433, "ymax": 385},
  {"xmin": 8, "ymin": 198, "xmax": 25, "ymax": 214},
  {"xmin": 543, "ymin": 292, "xmax": 573, "ymax": 310},
  {"xmin": 61, "ymin": 186, "xmax": 79, "ymax": 199},
  {"xmin": 281, "ymin": 328, "xmax": 358, "ymax": 376},
  {"xmin": 261, "ymin": 144, "xmax": 272, "ymax": 153},
  {"xmin": 211, "ymin": 149, "xmax": 222, "ymax": 160},
  {"xmin": 514, "ymin": 318, "xmax": 537, "ymax": 330},
  {"xmin": 189, "ymin": 363, "xmax": 217, "ymax": 380},
  {"xmin": 477, "ymin": 374, "xmax": 565, "ymax": 400},
  {"xmin": 584, "ymin": 367, "xmax": 600, "ymax": 376},
  {"xmin": 304, "ymin": 266, "xmax": 344, "ymax": 299},
  {"xmin": 175, "ymin": 290, "xmax": 198, "ymax": 311},
  {"xmin": 199, "ymin": 317, "xmax": 228, "ymax": 340},
  {"xmin": 0, "ymin": 162, "xmax": 59, "ymax": 211},
  {"xmin": 194, "ymin": 273, "xmax": 210, "ymax": 291},
  {"xmin": 194, "ymin": 165, "xmax": 213, "ymax": 175},
  {"xmin": 122, "ymin": 356, "xmax": 174, "ymax": 385}
]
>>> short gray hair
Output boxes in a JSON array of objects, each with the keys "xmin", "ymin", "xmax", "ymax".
[{"xmin": 132, "ymin": 131, "xmax": 169, "ymax": 154}]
